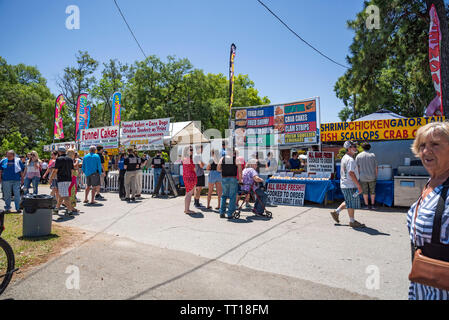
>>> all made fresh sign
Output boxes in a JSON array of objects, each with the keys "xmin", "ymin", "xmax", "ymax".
[
  {"xmin": 307, "ymin": 151, "xmax": 334, "ymax": 174},
  {"xmin": 267, "ymin": 182, "xmax": 305, "ymax": 206},
  {"xmin": 79, "ymin": 126, "xmax": 119, "ymax": 151}
]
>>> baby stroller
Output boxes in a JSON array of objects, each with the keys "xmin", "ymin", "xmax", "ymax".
[{"xmin": 234, "ymin": 182, "xmax": 272, "ymax": 219}]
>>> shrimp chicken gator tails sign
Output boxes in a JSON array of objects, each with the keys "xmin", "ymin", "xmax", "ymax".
[
  {"xmin": 320, "ymin": 116, "xmax": 445, "ymax": 142},
  {"xmin": 79, "ymin": 126, "xmax": 119, "ymax": 150}
]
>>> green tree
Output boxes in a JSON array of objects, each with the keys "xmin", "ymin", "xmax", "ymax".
[
  {"xmin": 0, "ymin": 131, "xmax": 29, "ymax": 156},
  {"xmin": 123, "ymin": 55, "xmax": 193, "ymax": 121},
  {"xmin": 0, "ymin": 57, "xmax": 54, "ymax": 151},
  {"xmin": 335, "ymin": 0, "xmax": 449, "ymax": 120},
  {"xmin": 91, "ymin": 59, "xmax": 129, "ymax": 127},
  {"xmin": 57, "ymin": 50, "xmax": 98, "ymax": 139}
]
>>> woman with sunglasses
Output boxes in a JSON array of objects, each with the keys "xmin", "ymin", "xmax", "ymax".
[
  {"xmin": 23, "ymin": 151, "xmax": 42, "ymax": 195},
  {"xmin": 182, "ymin": 146, "xmax": 197, "ymax": 214}
]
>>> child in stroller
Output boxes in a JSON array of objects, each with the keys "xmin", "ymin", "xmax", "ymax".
[{"xmin": 235, "ymin": 159, "xmax": 272, "ymax": 218}]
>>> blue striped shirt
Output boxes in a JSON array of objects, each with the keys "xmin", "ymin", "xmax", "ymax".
[{"xmin": 407, "ymin": 183, "xmax": 449, "ymax": 300}]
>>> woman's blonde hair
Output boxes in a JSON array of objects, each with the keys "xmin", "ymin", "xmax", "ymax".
[
  {"xmin": 29, "ymin": 151, "xmax": 40, "ymax": 162},
  {"xmin": 183, "ymin": 145, "xmax": 193, "ymax": 158},
  {"xmin": 67, "ymin": 148, "xmax": 76, "ymax": 159},
  {"xmin": 411, "ymin": 121, "xmax": 449, "ymax": 157}
]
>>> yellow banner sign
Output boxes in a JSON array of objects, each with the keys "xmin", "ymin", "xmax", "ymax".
[{"xmin": 320, "ymin": 116, "xmax": 445, "ymax": 142}]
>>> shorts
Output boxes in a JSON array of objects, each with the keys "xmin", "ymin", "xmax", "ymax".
[
  {"xmin": 208, "ymin": 170, "xmax": 222, "ymax": 184},
  {"xmin": 51, "ymin": 179, "xmax": 58, "ymax": 189},
  {"xmin": 57, "ymin": 181, "xmax": 71, "ymax": 197},
  {"xmin": 361, "ymin": 181, "xmax": 376, "ymax": 195},
  {"xmin": 341, "ymin": 188, "xmax": 361, "ymax": 209},
  {"xmin": 196, "ymin": 175, "xmax": 205, "ymax": 187},
  {"xmin": 87, "ymin": 172, "xmax": 101, "ymax": 187}
]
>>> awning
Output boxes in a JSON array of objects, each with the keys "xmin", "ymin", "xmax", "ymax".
[{"xmin": 163, "ymin": 121, "xmax": 209, "ymax": 145}]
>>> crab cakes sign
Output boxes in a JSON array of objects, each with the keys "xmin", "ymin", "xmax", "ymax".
[{"xmin": 233, "ymin": 98, "xmax": 318, "ymax": 147}]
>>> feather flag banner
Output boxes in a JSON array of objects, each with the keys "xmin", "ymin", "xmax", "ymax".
[
  {"xmin": 428, "ymin": 4, "xmax": 443, "ymax": 116},
  {"xmin": 112, "ymin": 92, "xmax": 121, "ymax": 126},
  {"xmin": 54, "ymin": 94, "xmax": 65, "ymax": 140},
  {"xmin": 75, "ymin": 93, "xmax": 88, "ymax": 141}
]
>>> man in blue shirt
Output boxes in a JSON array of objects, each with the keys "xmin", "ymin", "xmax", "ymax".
[
  {"xmin": 81, "ymin": 145, "xmax": 103, "ymax": 204},
  {"xmin": 288, "ymin": 152, "xmax": 301, "ymax": 170},
  {"xmin": 0, "ymin": 150, "xmax": 25, "ymax": 213}
]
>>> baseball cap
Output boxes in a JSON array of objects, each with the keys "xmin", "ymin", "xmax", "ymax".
[
  {"xmin": 343, "ymin": 141, "xmax": 356, "ymax": 149},
  {"xmin": 58, "ymin": 146, "xmax": 66, "ymax": 153}
]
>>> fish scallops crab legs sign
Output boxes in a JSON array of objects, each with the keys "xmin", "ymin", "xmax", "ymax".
[
  {"xmin": 320, "ymin": 116, "xmax": 445, "ymax": 142},
  {"xmin": 79, "ymin": 126, "xmax": 119, "ymax": 151}
]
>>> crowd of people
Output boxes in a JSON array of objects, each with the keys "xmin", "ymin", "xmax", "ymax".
[
  {"xmin": 182, "ymin": 142, "xmax": 270, "ymax": 218},
  {"xmin": 2, "ymin": 126, "xmax": 449, "ymax": 300}
]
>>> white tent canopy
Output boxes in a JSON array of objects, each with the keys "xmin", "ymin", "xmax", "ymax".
[
  {"xmin": 354, "ymin": 109, "xmax": 405, "ymax": 121},
  {"xmin": 163, "ymin": 121, "xmax": 209, "ymax": 145}
]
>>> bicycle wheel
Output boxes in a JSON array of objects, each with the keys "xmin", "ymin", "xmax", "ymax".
[{"xmin": 0, "ymin": 237, "xmax": 15, "ymax": 295}]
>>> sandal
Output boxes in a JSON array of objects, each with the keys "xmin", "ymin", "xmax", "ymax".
[
  {"xmin": 83, "ymin": 200, "xmax": 89, "ymax": 203},
  {"xmin": 184, "ymin": 210, "xmax": 195, "ymax": 214}
]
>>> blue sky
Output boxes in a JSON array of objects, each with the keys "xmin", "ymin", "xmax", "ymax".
[{"xmin": 0, "ymin": 0, "xmax": 365, "ymax": 123}]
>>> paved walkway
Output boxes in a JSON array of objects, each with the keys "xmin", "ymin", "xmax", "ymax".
[{"xmin": 4, "ymin": 186, "xmax": 411, "ymax": 299}]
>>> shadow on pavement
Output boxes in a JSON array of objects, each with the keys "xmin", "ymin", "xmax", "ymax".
[
  {"xmin": 53, "ymin": 215, "xmax": 75, "ymax": 222},
  {"xmin": 126, "ymin": 207, "xmax": 314, "ymax": 300},
  {"xmin": 334, "ymin": 224, "xmax": 390, "ymax": 236},
  {"xmin": 18, "ymin": 233, "xmax": 60, "ymax": 241},
  {"xmin": 226, "ymin": 217, "xmax": 252, "ymax": 224},
  {"xmin": 246, "ymin": 215, "xmax": 271, "ymax": 222},
  {"xmin": 84, "ymin": 203, "xmax": 104, "ymax": 207},
  {"xmin": 186, "ymin": 212, "xmax": 204, "ymax": 219}
]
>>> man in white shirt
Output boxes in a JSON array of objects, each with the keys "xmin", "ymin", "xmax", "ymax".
[{"xmin": 330, "ymin": 141, "xmax": 365, "ymax": 228}]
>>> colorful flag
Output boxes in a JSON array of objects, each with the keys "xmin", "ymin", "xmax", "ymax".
[
  {"xmin": 75, "ymin": 93, "xmax": 88, "ymax": 141},
  {"xmin": 229, "ymin": 43, "xmax": 236, "ymax": 112},
  {"xmin": 428, "ymin": 4, "xmax": 443, "ymax": 116},
  {"xmin": 54, "ymin": 94, "xmax": 65, "ymax": 140},
  {"xmin": 86, "ymin": 105, "xmax": 91, "ymax": 129},
  {"xmin": 112, "ymin": 92, "xmax": 121, "ymax": 126}
]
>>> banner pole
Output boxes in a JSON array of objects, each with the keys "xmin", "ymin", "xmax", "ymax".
[
  {"xmin": 318, "ymin": 96, "xmax": 322, "ymax": 152},
  {"xmin": 228, "ymin": 43, "xmax": 236, "ymax": 149}
]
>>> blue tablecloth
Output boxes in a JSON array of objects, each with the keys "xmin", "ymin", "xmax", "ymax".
[
  {"xmin": 266, "ymin": 179, "xmax": 335, "ymax": 204},
  {"xmin": 328, "ymin": 180, "xmax": 394, "ymax": 207}
]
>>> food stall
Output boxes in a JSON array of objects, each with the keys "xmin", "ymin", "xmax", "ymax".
[
  {"xmin": 232, "ymin": 97, "xmax": 336, "ymax": 205},
  {"xmin": 321, "ymin": 110, "xmax": 445, "ymax": 207},
  {"xmin": 163, "ymin": 121, "xmax": 209, "ymax": 188}
]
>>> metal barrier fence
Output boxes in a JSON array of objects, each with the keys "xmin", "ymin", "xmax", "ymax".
[{"xmin": 79, "ymin": 170, "xmax": 170, "ymax": 195}]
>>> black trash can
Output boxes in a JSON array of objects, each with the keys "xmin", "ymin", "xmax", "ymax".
[{"xmin": 20, "ymin": 194, "xmax": 54, "ymax": 237}]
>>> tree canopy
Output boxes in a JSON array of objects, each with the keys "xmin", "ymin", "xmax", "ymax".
[
  {"xmin": 335, "ymin": 0, "xmax": 448, "ymax": 121},
  {"xmin": 0, "ymin": 52, "xmax": 270, "ymax": 156}
]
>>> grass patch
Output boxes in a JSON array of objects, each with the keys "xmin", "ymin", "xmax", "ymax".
[{"xmin": 1, "ymin": 213, "xmax": 76, "ymax": 273}]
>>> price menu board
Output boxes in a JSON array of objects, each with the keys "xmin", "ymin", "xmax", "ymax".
[{"xmin": 233, "ymin": 98, "xmax": 318, "ymax": 148}]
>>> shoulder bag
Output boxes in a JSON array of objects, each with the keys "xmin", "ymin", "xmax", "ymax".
[{"xmin": 409, "ymin": 178, "xmax": 449, "ymax": 291}]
